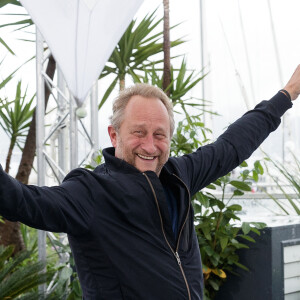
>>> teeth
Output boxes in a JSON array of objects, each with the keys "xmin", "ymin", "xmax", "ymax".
[{"xmin": 137, "ymin": 154, "xmax": 155, "ymax": 160}]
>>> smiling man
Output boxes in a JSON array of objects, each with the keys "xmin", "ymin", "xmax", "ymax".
[
  {"xmin": 1, "ymin": 66, "xmax": 300, "ymax": 299},
  {"xmin": 108, "ymin": 88, "xmax": 173, "ymax": 175}
]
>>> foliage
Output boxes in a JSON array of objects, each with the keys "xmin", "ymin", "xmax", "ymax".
[
  {"xmin": 171, "ymin": 116, "xmax": 211, "ymax": 156},
  {"xmin": 84, "ymin": 150, "xmax": 104, "ymax": 170},
  {"xmin": 0, "ymin": 56, "xmax": 23, "ymax": 91},
  {"xmin": 0, "ymin": 81, "xmax": 34, "ymax": 142},
  {"xmin": 0, "ymin": 81, "xmax": 35, "ymax": 171},
  {"xmin": 135, "ymin": 58, "xmax": 209, "ymax": 113},
  {"xmin": 98, "ymin": 9, "xmax": 184, "ymax": 107},
  {"xmin": 194, "ymin": 161, "xmax": 265, "ymax": 299},
  {"xmin": 0, "ymin": 244, "xmax": 53, "ymax": 299},
  {"xmin": 0, "ymin": 0, "xmax": 33, "ymax": 53},
  {"xmin": 45, "ymin": 239, "xmax": 82, "ymax": 300},
  {"xmin": 264, "ymin": 153, "xmax": 300, "ymax": 215}
]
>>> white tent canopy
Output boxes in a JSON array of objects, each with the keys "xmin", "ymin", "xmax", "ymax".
[{"xmin": 20, "ymin": 0, "xmax": 143, "ymax": 106}]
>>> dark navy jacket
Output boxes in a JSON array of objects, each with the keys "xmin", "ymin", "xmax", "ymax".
[{"xmin": 0, "ymin": 92, "xmax": 292, "ymax": 299}]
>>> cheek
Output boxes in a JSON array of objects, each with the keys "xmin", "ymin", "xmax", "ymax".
[
  {"xmin": 124, "ymin": 136, "xmax": 141, "ymax": 150},
  {"xmin": 158, "ymin": 140, "xmax": 171, "ymax": 154}
]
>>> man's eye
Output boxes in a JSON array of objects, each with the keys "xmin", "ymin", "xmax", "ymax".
[
  {"xmin": 155, "ymin": 133, "xmax": 165, "ymax": 138},
  {"xmin": 134, "ymin": 131, "xmax": 143, "ymax": 136}
]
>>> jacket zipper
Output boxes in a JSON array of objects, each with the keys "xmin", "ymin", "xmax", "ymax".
[{"xmin": 143, "ymin": 173, "xmax": 191, "ymax": 300}]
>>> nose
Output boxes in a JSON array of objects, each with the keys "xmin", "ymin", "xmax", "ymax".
[{"xmin": 141, "ymin": 134, "xmax": 157, "ymax": 154}]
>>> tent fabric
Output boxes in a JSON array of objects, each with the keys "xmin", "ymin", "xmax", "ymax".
[{"xmin": 20, "ymin": 0, "xmax": 143, "ymax": 106}]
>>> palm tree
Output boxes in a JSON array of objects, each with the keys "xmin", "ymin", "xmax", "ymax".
[
  {"xmin": 0, "ymin": 81, "xmax": 35, "ymax": 173},
  {"xmin": 98, "ymin": 9, "xmax": 184, "ymax": 109},
  {"xmin": 0, "ymin": 244, "xmax": 53, "ymax": 299}
]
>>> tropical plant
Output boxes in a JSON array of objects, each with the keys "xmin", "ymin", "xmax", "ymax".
[
  {"xmin": 194, "ymin": 162, "xmax": 265, "ymax": 300},
  {"xmin": 45, "ymin": 238, "xmax": 82, "ymax": 300},
  {"xmin": 0, "ymin": 80, "xmax": 35, "ymax": 173},
  {"xmin": 0, "ymin": 0, "xmax": 28, "ymax": 54},
  {"xmin": 264, "ymin": 153, "xmax": 300, "ymax": 215},
  {"xmin": 98, "ymin": 9, "xmax": 184, "ymax": 109},
  {"xmin": 0, "ymin": 0, "xmax": 32, "ymax": 31},
  {"xmin": 0, "ymin": 244, "xmax": 53, "ymax": 299},
  {"xmin": 136, "ymin": 58, "xmax": 211, "ymax": 136},
  {"xmin": 0, "ymin": 56, "xmax": 22, "ymax": 91}
]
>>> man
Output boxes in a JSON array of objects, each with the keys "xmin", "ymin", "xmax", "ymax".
[{"xmin": 1, "ymin": 66, "xmax": 300, "ymax": 299}]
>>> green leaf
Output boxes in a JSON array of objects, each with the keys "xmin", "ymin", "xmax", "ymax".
[
  {"xmin": 254, "ymin": 160, "xmax": 264, "ymax": 175},
  {"xmin": 240, "ymin": 161, "xmax": 248, "ymax": 167},
  {"xmin": 249, "ymin": 222, "xmax": 266, "ymax": 230},
  {"xmin": 197, "ymin": 193, "xmax": 210, "ymax": 208},
  {"xmin": 206, "ymin": 184, "xmax": 216, "ymax": 190},
  {"xmin": 193, "ymin": 201, "xmax": 202, "ymax": 215},
  {"xmin": 202, "ymin": 227, "xmax": 212, "ymax": 241},
  {"xmin": 242, "ymin": 222, "xmax": 251, "ymax": 234},
  {"xmin": 98, "ymin": 76, "xmax": 118, "ymax": 110},
  {"xmin": 250, "ymin": 227, "xmax": 260, "ymax": 235},
  {"xmin": 0, "ymin": 37, "xmax": 15, "ymax": 55},
  {"xmin": 233, "ymin": 189, "xmax": 244, "ymax": 196},
  {"xmin": 213, "ymin": 179, "xmax": 221, "ymax": 186},
  {"xmin": 239, "ymin": 235, "xmax": 256, "ymax": 243},
  {"xmin": 203, "ymin": 246, "xmax": 214, "ymax": 256},
  {"xmin": 252, "ymin": 170, "xmax": 258, "ymax": 182},
  {"xmin": 0, "ymin": 1, "xmax": 21, "ymax": 9},
  {"xmin": 208, "ymin": 279, "xmax": 220, "ymax": 291},
  {"xmin": 220, "ymin": 237, "xmax": 228, "ymax": 250},
  {"xmin": 230, "ymin": 180, "xmax": 251, "ymax": 191},
  {"xmin": 234, "ymin": 261, "xmax": 249, "ymax": 271},
  {"xmin": 60, "ymin": 266, "xmax": 73, "ymax": 281},
  {"xmin": 227, "ymin": 204, "xmax": 242, "ymax": 211}
]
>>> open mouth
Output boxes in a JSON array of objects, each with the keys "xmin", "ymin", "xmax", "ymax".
[{"xmin": 137, "ymin": 154, "xmax": 156, "ymax": 160}]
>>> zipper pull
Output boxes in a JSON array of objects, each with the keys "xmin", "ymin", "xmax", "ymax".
[{"xmin": 175, "ymin": 251, "xmax": 181, "ymax": 265}]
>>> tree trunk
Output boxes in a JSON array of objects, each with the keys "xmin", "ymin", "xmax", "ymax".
[
  {"xmin": 163, "ymin": 0, "xmax": 171, "ymax": 96},
  {"xmin": 5, "ymin": 137, "xmax": 16, "ymax": 173},
  {"xmin": 0, "ymin": 55, "xmax": 56, "ymax": 255},
  {"xmin": 16, "ymin": 55, "xmax": 56, "ymax": 184},
  {"xmin": 119, "ymin": 76, "xmax": 125, "ymax": 91}
]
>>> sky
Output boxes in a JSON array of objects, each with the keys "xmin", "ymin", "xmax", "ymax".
[{"xmin": 1, "ymin": 0, "xmax": 300, "ymax": 180}]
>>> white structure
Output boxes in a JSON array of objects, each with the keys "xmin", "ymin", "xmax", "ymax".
[{"xmin": 17, "ymin": 0, "xmax": 144, "ymax": 293}]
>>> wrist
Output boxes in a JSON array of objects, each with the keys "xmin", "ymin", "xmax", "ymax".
[{"xmin": 279, "ymin": 89, "xmax": 292, "ymax": 101}]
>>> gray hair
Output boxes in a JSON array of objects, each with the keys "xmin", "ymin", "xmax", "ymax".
[{"xmin": 110, "ymin": 83, "xmax": 175, "ymax": 136}]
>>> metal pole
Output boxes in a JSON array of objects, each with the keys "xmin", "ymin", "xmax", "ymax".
[
  {"xmin": 199, "ymin": 0, "xmax": 205, "ymax": 123},
  {"xmin": 57, "ymin": 67, "xmax": 69, "ymax": 264},
  {"xmin": 36, "ymin": 28, "xmax": 46, "ymax": 295},
  {"xmin": 57, "ymin": 67, "xmax": 66, "ymax": 182},
  {"xmin": 70, "ymin": 96, "xmax": 78, "ymax": 169},
  {"xmin": 90, "ymin": 81, "xmax": 99, "ymax": 155}
]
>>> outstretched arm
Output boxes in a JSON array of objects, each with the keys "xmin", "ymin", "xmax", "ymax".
[
  {"xmin": 0, "ymin": 167, "xmax": 96, "ymax": 236},
  {"xmin": 171, "ymin": 65, "xmax": 300, "ymax": 196}
]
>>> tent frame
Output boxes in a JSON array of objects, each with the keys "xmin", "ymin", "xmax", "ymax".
[{"xmin": 35, "ymin": 28, "xmax": 99, "ymax": 293}]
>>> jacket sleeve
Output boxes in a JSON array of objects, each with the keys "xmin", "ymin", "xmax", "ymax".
[
  {"xmin": 0, "ymin": 167, "xmax": 96, "ymax": 236},
  {"xmin": 170, "ymin": 92, "xmax": 292, "ymax": 196}
]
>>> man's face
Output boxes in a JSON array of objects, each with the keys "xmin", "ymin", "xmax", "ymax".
[{"xmin": 108, "ymin": 95, "xmax": 171, "ymax": 175}]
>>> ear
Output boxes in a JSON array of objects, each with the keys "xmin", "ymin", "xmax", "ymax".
[{"xmin": 108, "ymin": 125, "xmax": 118, "ymax": 148}]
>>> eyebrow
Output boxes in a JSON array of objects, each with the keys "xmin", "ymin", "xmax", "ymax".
[{"xmin": 130, "ymin": 124, "xmax": 167, "ymax": 133}]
